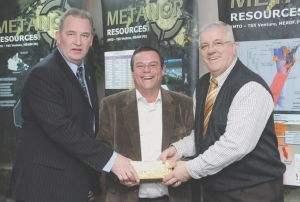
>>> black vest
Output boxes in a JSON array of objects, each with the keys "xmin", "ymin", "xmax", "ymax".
[{"xmin": 194, "ymin": 59, "xmax": 286, "ymax": 191}]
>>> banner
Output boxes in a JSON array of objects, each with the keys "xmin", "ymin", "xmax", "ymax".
[
  {"xmin": 0, "ymin": 0, "xmax": 84, "ymax": 200},
  {"xmin": 218, "ymin": 0, "xmax": 300, "ymax": 186},
  {"xmin": 101, "ymin": 0, "xmax": 199, "ymax": 97}
]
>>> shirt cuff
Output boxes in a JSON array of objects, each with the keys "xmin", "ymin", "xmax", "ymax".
[
  {"xmin": 102, "ymin": 151, "xmax": 117, "ymax": 172},
  {"xmin": 186, "ymin": 159, "xmax": 201, "ymax": 179}
]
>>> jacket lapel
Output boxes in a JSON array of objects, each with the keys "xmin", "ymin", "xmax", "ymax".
[
  {"xmin": 85, "ymin": 68, "xmax": 97, "ymax": 110},
  {"xmin": 161, "ymin": 89, "xmax": 176, "ymax": 151},
  {"xmin": 122, "ymin": 90, "xmax": 142, "ymax": 160},
  {"xmin": 55, "ymin": 49, "xmax": 91, "ymax": 106}
]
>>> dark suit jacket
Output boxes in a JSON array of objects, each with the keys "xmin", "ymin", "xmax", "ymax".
[
  {"xmin": 96, "ymin": 88, "xmax": 194, "ymax": 202},
  {"xmin": 10, "ymin": 49, "xmax": 113, "ymax": 202}
]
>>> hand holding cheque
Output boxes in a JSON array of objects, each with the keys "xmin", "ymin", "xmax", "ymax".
[{"xmin": 158, "ymin": 146, "xmax": 192, "ymax": 187}]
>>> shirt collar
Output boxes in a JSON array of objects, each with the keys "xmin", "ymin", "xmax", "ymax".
[
  {"xmin": 136, "ymin": 89, "xmax": 162, "ymax": 104},
  {"xmin": 210, "ymin": 57, "xmax": 237, "ymax": 88},
  {"xmin": 57, "ymin": 47, "xmax": 84, "ymax": 75}
]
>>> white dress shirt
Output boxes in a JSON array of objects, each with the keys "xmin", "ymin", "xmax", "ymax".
[
  {"xmin": 136, "ymin": 89, "xmax": 168, "ymax": 198},
  {"xmin": 173, "ymin": 57, "xmax": 275, "ymax": 179}
]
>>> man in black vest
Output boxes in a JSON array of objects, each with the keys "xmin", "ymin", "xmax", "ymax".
[{"xmin": 159, "ymin": 21, "xmax": 286, "ymax": 202}]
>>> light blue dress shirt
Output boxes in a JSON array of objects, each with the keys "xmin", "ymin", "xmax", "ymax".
[{"xmin": 57, "ymin": 48, "xmax": 117, "ymax": 172}]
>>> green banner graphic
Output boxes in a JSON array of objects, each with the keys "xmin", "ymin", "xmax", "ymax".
[{"xmin": 101, "ymin": 0, "xmax": 199, "ymax": 97}]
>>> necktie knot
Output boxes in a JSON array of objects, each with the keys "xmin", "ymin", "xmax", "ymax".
[
  {"xmin": 210, "ymin": 77, "xmax": 218, "ymax": 89},
  {"xmin": 77, "ymin": 66, "xmax": 83, "ymax": 73},
  {"xmin": 76, "ymin": 66, "xmax": 83, "ymax": 80},
  {"xmin": 76, "ymin": 66, "xmax": 88, "ymax": 97}
]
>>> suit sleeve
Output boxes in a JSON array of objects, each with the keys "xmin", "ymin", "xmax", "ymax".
[
  {"xmin": 22, "ymin": 66, "xmax": 113, "ymax": 172},
  {"xmin": 184, "ymin": 98, "xmax": 195, "ymax": 138},
  {"xmin": 95, "ymin": 98, "xmax": 113, "ymax": 149}
]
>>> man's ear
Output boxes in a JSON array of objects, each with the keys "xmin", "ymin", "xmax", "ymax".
[
  {"xmin": 162, "ymin": 64, "xmax": 166, "ymax": 76},
  {"xmin": 55, "ymin": 31, "xmax": 60, "ymax": 45},
  {"xmin": 90, "ymin": 35, "xmax": 94, "ymax": 46},
  {"xmin": 232, "ymin": 42, "xmax": 237, "ymax": 55}
]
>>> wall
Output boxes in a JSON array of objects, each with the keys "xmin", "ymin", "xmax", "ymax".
[
  {"xmin": 86, "ymin": 0, "xmax": 105, "ymax": 101},
  {"xmin": 86, "ymin": 0, "xmax": 300, "ymax": 201}
]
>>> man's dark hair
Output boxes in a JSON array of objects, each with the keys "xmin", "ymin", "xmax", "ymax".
[{"xmin": 130, "ymin": 46, "xmax": 164, "ymax": 71}]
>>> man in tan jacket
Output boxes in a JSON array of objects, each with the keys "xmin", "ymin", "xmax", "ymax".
[{"xmin": 96, "ymin": 46, "xmax": 195, "ymax": 202}]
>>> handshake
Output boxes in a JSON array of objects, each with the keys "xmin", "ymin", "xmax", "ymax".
[{"xmin": 110, "ymin": 146, "xmax": 191, "ymax": 187}]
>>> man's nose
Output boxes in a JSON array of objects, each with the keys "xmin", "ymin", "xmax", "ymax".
[
  {"xmin": 74, "ymin": 35, "xmax": 82, "ymax": 45},
  {"xmin": 207, "ymin": 44, "xmax": 216, "ymax": 53},
  {"xmin": 143, "ymin": 65, "xmax": 151, "ymax": 72}
]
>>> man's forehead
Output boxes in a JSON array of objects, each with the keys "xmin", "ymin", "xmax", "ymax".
[
  {"xmin": 135, "ymin": 51, "xmax": 159, "ymax": 58},
  {"xmin": 200, "ymin": 27, "xmax": 227, "ymax": 41},
  {"xmin": 62, "ymin": 17, "xmax": 92, "ymax": 33}
]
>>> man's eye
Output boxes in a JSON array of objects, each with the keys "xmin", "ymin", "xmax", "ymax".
[
  {"xmin": 150, "ymin": 64, "xmax": 157, "ymax": 68},
  {"xmin": 215, "ymin": 41, "xmax": 223, "ymax": 46},
  {"xmin": 201, "ymin": 44, "xmax": 208, "ymax": 49}
]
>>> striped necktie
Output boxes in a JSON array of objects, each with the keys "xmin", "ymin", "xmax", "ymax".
[
  {"xmin": 76, "ymin": 66, "xmax": 88, "ymax": 97},
  {"xmin": 203, "ymin": 77, "xmax": 218, "ymax": 139}
]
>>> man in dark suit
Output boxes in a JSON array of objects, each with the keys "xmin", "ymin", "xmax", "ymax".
[
  {"xmin": 96, "ymin": 46, "xmax": 195, "ymax": 202},
  {"xmin": 10, "ymin": 8, "xmax": 138, "ymax": 202}
]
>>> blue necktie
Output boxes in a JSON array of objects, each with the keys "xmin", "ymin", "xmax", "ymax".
[{"xmin": 76, "ymin": 66, "xmax": 88, "ymax": 97}]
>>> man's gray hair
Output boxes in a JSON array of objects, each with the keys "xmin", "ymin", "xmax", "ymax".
[
  {"xmin": 199, "ymin": 21, "xmax": 235, "ymax": 43},
  {"xmin": 58, "ymin": 8, "xmax": 94, "ymax": 35}
]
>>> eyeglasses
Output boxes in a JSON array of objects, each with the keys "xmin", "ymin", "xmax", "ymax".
[
  {"xmin": 134, "ymin": 62, "xmax": 160, "ymax": 70},
  {"xmin": 199, "ymin": 40, "xmax": 231, "ymax": 51}
]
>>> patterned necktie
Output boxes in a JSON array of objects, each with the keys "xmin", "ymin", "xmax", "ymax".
[
  {"xmin": 203, "ymin": 77, "xmax": 218, "ymax": 139},
  {"xmin": 76, "ymin": 66, "xmax": 88, "ymax": 97}
]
